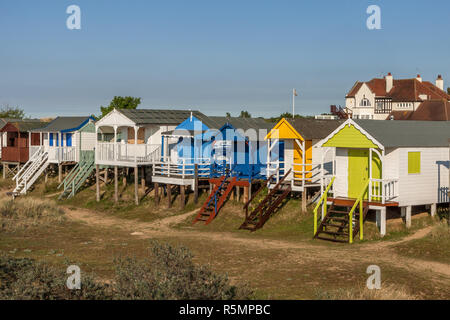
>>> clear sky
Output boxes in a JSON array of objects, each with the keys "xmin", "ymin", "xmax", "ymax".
[{"xmin": 1, "ymin": 0, "xmax": 449, "ymax": 118}]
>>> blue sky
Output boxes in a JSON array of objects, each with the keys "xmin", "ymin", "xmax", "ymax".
[{"xmin": 1, "ymin": 0, "xmax": 449, "ymax": 118}]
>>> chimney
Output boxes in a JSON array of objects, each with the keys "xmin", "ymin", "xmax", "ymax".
[
  {"xmin": 416, "ymin": 74, "xmax": 422, "ymax": 82},
  {"xmin": 386, "ymin": 72, "xmax": 393, "ymax": 92},
  {"xmin": 436, "ymin": 74, "xmax": 444, "ymax": 91}
]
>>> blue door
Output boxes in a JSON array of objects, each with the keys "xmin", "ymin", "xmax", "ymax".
[
  {"xmin": 49, "ymin": 133, "xmax": 54, "ymax": 146},
  {"xmin": 66, "ymin": 133, "xmax": 73, "ymax": 147}
]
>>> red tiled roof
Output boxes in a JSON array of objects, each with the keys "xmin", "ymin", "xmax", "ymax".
[
  {"xmin": 346, "ymin": 76, "xmax": 450, "ymax": 101},
  {"xmin": 387, "ymin": 100, "xmax": 450, "ymax": 121}
]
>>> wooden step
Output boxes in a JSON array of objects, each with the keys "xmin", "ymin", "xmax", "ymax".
[{"xmin": 316, "ymin": 236, "xmax": 348, "ymax": 243}]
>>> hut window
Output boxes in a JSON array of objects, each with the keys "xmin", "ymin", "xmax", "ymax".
[{"xmin": 408, "ymin": 152, "xmax": 421, "ymax": 174}]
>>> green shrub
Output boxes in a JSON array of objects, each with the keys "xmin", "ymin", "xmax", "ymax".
[
  {"xmin": 0, "ymin": 255, "xmax": 110, "ymax": 300},
  {"xmin": 0, "ymin": 241, "xmax": 252, "ymax": 300},
  {"xmin": 113, "ymin": 241, "xmax": 252, "ymax": 300}
]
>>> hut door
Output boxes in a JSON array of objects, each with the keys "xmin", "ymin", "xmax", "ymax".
[{"xmin": 348, "ymin": 149, "xmax": 369, "ymax": 199}]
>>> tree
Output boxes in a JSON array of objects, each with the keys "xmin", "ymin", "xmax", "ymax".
[
  {"xmin": 239, "ymin": 110, "xmax": 251, "ymax": 118},
  {"xmin": 447, "ymin": 87, "xmax": 450, "ymax": 95},
  {"xmin": 0, "ymin": 105, "xmax": 25, "ymax": 119},
  {"xmin": 100, "ymin": 96, "xmax": 141, "ymax": 118},
  {"xmin": 226, "ymin": 112, "xmax": 231, "ymax": 118}
]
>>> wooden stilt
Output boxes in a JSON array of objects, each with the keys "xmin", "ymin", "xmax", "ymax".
[
  {"xmin": 122, "ymin": 168, "xmax": 127, "ymax": 187},
  {"xmin": 44, "ymin": 168, "xmax": 48, "ymax": 184},
  {"xmin": 194, "ymin": 164, "xmax": 199, "ymax": 204},
  {"xmin": 114, "ymin": 166, "xmax": 118, "ymax": 203},
  {"xmin": 96, "ymin": 165, "xmax": 100, "ymax": 202},
  {"xmin": 141, "ymin": 166, "xmax": 146, "ymax": 193},
  {"xmin": 302, "ymin": 189, "xmax": 307, "ymax": 213},
  {"xmin": 134, "ymin": 166, "xmax": 139, "ymax": 205},
  {"xmin": 237, "ymin": 186, "xmax": 241, "ymax": 202},
  {"xmin": 104, "ymin": 169, "xmax": 108, "ymax": 184},
  {"xmin": 167, "ymin": 184, "xmax": 172, "ymax": 208},
  {"xmin": 58, "ymin": 165, "xmax": 62, "ymax": 183},
  {"xmin": 180, "ymin": 185, "xmax": 185, "ymax": 208},
  {"xmin": 154, "ymin": 182, "xmax": 160, "ymax": 206},
  {"xmin": 243, "ymin": 186, "xmax": 249, "ymax": 204},
  {"xmin": 2, "ymin": 163, "xmax": 5, "ymax": 179}
]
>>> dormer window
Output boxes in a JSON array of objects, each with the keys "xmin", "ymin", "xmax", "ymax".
[{"xmin": 360, "ymin": 96, "xmax": 371, "ymax": 107}]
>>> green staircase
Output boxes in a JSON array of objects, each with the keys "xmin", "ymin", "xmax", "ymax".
[{"xmin": 58, "ymin": 151, "xmax": 95, "ymax": 199}]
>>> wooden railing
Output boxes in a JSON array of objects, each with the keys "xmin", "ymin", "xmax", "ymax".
[
  {"xmin": 47, "ymin": 146, "xmax": 78, "ymax": 163},
  {"xmin": 153, "ymin": 158, "xmax": 211, "ymax": 179},
  {"xmin": 96, "ymin": 143, "xmax": 161, "ymax": 164},
  {"xmin": 370, "ymin": 178, "xmax": 398, "ymax": 204}
]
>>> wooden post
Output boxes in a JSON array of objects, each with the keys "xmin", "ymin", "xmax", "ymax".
[
  {"xmin": 134, "ymin": 166, "xmax": 139, "ymax": 205},
  {"xmin": 2, "ymin": 163, "xmax": 5, "ymax": 179},
  {"xmin": 430, "ymin": 203, "xmax": 437, "ymax": 217},
  {"xmin": 114, "ymin": 166, "xmax": 118, "ymax": 203},
  {"xmin": 167, "ymin": 184, "xmax": 172, "ymax": 208},
  {"xmin": 243, "ymin": 186, "xmax": 249, "ymax": 204},
  {"xmin": 123, "ymin": 168, "xmax": 127, "ymax": 187},
  {"xmin": 96, "ymin": 165, "xmax": 100, "ymax": 202},
  {"xmin": 180, "ymin": 185, "xmax": 185, "ymax": 208},
  {"xmin": 58, "ymin": 165, "xmax": 62, "ymax": 183},
  {"xmin": 402, "ymin": 206, "xmax": 412, "ymax": 228},
  {"xmin": 154, "ymin": 182, "xmax": 160, "ymax": 206},
  {"xmin": 141, "ymin": 166, "xmax": 146, "ymax": 193},
  {"xmin": 44, "ymin": 168, "xmax": 48, "ymax": 184},
  {"xmin": 104, "ymin": 169, "xmax": 108, "ymax": 184},
  {"xmin": 194, "ymin": 164, "xmax": 199, "ymax": 204},
  {"xmin": 302, "ymin": 190, "xmax": 307, "ymax": 213}
]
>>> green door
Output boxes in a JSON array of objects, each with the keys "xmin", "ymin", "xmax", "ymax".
[{"xmin": 348, "ymin": 149, "xmax": 369, "ymax": 199}]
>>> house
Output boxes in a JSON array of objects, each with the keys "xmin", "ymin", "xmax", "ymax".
[
  {"xmin": 345, "ymin": 73, "xmax": 450, "ymax": 120},
  {"xmin": 12, "ymin": 116, "xmax": 96, "ymax": 196},
  {"xmin": 388, "ymin": 100, "xmax": 450, "ymax": 121},
  {"xmin": 94, "ymin": 108, "xmax": 209, "ymax": 205},
  {"xmin": 0, "ymin": 118, "xmax": 22, "ymax": 159},
  {"xmin": 265, "ymin": 118, "xmax": 344, "ymax": 192},
  {"xmin": 314, "ymin": 119, "xmax": 449, "ymax": 242},
  {"xmin": 153, "ymin": 114, "xmax": 273, "ymax": 214},
  {"xmin": 0, "ymin": 120, "xmax": 48, "ymax": 178}
]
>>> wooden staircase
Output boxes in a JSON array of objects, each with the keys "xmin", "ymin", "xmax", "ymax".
[
  {"xmin": 314, "ymin": 200, "xmax": 369, "ymax": 243},
  {"xmin": 58, "ymin": 151, "xmax": 95, "ymax": 199},
  {"xmin": 240, "ymin": 169, "xmax": 292, "ymax": 232},
  {"xmin": 193, "ymin": 176, "xmax": 237, "ymax": 225},
  {"xmin": 12, "ymin": 148, "xmax": 50, "ymax": 197}
]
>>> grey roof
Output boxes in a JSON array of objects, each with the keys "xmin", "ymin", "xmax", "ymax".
[
  {"xmin": 1, "ymin": 120, "xmax": 49, "ymax": 132},
  {"xmin": 118, "ymin": 109, "xmax": 211, "ymax": 125},
  {"xmin": 354, "ymin": 120, "xmax": 450, "ymax": 148},
  {"xmin": 31, "ymin": 116, "xmax": 93, "ymax": 133},
  {"xmin": 0, "ymin": 118, "xmax": 22, "ymax": 130},
  {"xmin": 209, "ymin": 116, "xmax": 274, "ymax": 131},
  {"xmin": 290, "ymin": 119, "xmax": 345, "ymax": 140}
]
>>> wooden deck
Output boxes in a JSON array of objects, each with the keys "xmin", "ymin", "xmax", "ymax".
[{"xmin": 327, "ymin": 197, "xmax": 399, "ymax": 207}]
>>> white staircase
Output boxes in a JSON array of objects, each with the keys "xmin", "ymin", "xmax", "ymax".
[{"xmin": 12, "ymin": 147, "xmax": 50, "ymax": 196}]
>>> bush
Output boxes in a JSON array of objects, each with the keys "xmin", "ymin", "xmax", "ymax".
[
  {"xmin": 0, "ymin": 199, "xmax": 65, "ymax": 232},
  {"xmin": 113, "ymin": 241, "xmax": 252, "ymax": 300},
  {"xmin": 0, "ymin": 241, "xmax": 252, "ymax": 300},
  {"xmin": 0, "ymin": 255, "xmax": 110, "ymax": 300}
]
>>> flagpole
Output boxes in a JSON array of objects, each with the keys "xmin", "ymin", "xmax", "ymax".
[{"xmin": 292, "ymin": 89, "xmax": 295, "ymax": 119}]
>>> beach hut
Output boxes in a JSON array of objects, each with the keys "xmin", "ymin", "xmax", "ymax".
[
  {"xmin": 314, "ymin": 119, "xmax": 450, "ymax": 242},
  {"xmin": 12, "ymin": 116, "xmax": 96, "ymax": 196},
  {"xmin": 0, "ymin": 120, "xmax": 48, "ymax": 177},
  {"xmin": 95, "ymin": 108, "xmax": 208, "ymax": 205}
]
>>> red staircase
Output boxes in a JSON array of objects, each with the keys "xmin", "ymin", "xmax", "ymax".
[
  {"xmin": 240, "ymin": 169, "xmax": 292, "ymax": 232},
  {"xmin": 193, "ymin": 177, "xmax": 237, "ymax": 225}
]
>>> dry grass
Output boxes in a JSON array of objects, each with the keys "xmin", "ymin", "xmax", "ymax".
[
  {"xmin": 316, "ymin": 283, "xmax": 418, "ymax": 300},
  {"xmin": 0, "ymin": 198, "xmax": 65, "ymax": 232}
]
